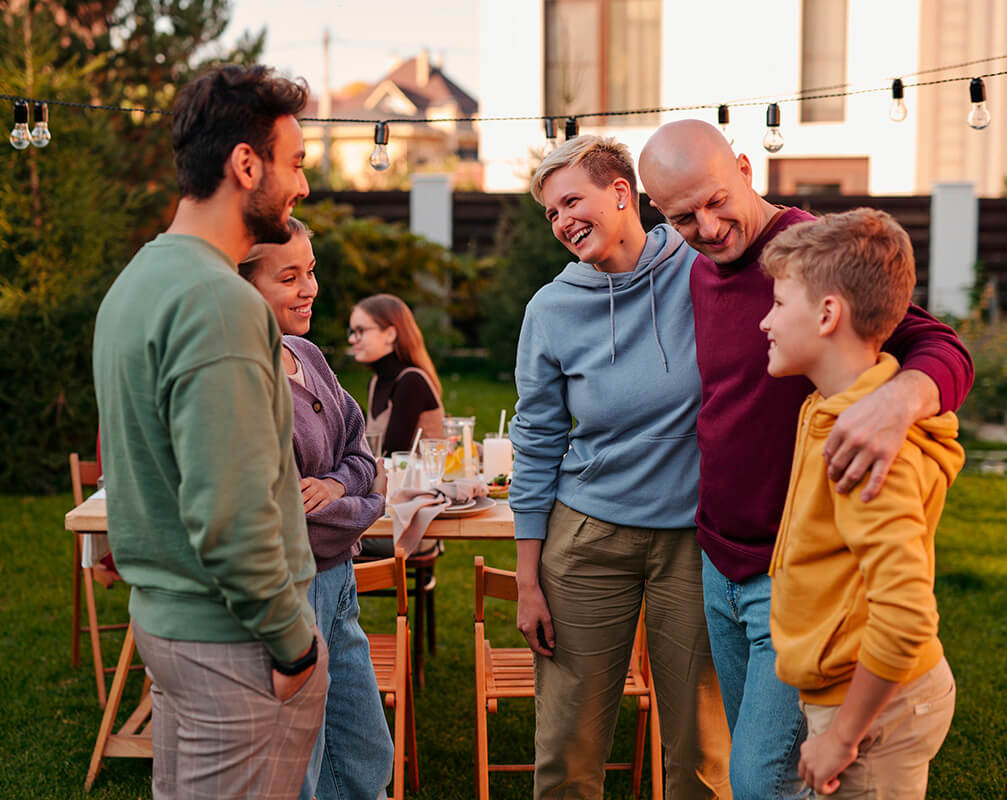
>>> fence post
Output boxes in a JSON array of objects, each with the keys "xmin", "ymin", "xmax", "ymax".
[
  {"xmin": 929, "ymin": 182, "xmax": 978, "ymax": 318},
  {"xmin": 409, "ymin": 174, "xmax": 452, "ymax": 248}
]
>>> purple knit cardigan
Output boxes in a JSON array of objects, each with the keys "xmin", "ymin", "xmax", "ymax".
[{"xmin": 284, "ymin": 335, "xmax": 385, "ymax": 571}]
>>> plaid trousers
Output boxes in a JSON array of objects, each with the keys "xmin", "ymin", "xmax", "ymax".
[{"xmin": 133, "ymin": 621, "xmax": 328, "ymax": 800}]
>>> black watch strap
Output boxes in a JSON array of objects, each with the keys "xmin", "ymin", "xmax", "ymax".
[{"xmin": 272, "ymin": 635, "xmax": 318, "ymax": 676}]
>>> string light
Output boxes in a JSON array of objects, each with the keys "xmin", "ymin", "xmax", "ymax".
[
  {"xmin": 968, "ymin": 78, "xmax": 991, "ymax": 129},
  {"xmin": 369, "ymin": 121, "xmax": 390, "ymax": 171},
  {"xmin": 889, "ymin": 79, "xmax": 907, "ymax": 122},
  {"xmin": 29, "ymin": 102, "xmax": 50, "ymax": 147},
  {"xmin": 717, "ymin": 104, "xmax": 734, "ymax": 145},
  {"xmin": 762, "ymin": 103, "xmax": 784, "ymax": 153},
  {"xmin": 9, "ymin": 100, "xmax": 30, "ymax": 150},
  {"xmin": 3, "ymin": 57, "xmax": 1005, "ymax": 165}
]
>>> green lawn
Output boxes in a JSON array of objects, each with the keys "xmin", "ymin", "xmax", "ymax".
[{"xmin": 2, "ymin": 371, "xmax": 1004, "ymax": 798}]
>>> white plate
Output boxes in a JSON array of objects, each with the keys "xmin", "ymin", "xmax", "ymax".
[
  {"xmin": 437, "ymin": 496, "xmax": 496, "ymax": 518},
  {"xmin": 446, "ymin": 497, "xmax": 477, "ymax": 512}
]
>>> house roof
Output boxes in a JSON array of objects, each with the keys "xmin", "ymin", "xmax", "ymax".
[{"xmin": 303, "ymin": 52, "xmax": 478, "ymax": 121}]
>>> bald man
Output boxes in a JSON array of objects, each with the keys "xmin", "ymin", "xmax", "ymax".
[{"xmin": 639, "ymin": 120, "xmax": 974, "ymax": 800}]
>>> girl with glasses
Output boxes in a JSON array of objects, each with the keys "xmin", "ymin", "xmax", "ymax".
[{"xmin": 349, "ymin": 294, "xmax": 444, "ymax": 456}]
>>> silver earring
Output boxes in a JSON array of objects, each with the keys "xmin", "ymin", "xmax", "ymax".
[{"xmin": 618, "ymin": 202, "xmax": 625, "ymax": 210}]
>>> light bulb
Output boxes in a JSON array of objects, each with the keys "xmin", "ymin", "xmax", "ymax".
[
  {"xmin": 29, "ymin": 102, "xmax": 50, "ymax": 147},
  {"xmin": 9, "ymin": 100, "xmax": 30, "ymax": 150},
  {"xmin": 889, "ymin": 78, "xmax": 907, "ymax": 123},
  {"xmin": 369, "ymin": 121, "xmax": 391, "ymax": 171},
  {"xmin": 717, "ymin": 104, "xmax": 734, "ymax": 145},
  {"xmin": 763, "ymin": 103, "xmax": 784, "ymax": 153},
  {"xmin": 968, "ymin": 78, "xmax": 991, "ymax": 130},
  {"xmin": 369, "ymin": 143, "xmax": 390, "ymax": 171}
]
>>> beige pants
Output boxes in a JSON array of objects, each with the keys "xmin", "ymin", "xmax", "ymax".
[
  {"xmin": 802, "ymin": 657, "xmax": 956, "ymax": 800},
  {"xmin": 534, "ymin": 501, "xmax": 732, "ymax": 800}
]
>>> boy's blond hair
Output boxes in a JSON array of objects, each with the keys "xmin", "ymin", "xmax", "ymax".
[
  {"xmin": 530, "ymin": 134, "xmax": 638, "ymax": 209},
  {"xmin": 763, "ymin": 208, "xmax": 916, "ymax": 343}
]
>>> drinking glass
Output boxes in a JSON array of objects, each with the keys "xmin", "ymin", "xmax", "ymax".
[
  {"xmin": 364, "ymin": 430, "xmax": 384, "ymax": 459},
  {"xmin": 482, "ymin": 433, "xmax": 513, "ymax": 480},
  {"xmin": 420, "ymin": 438, "xmax": 449, "ymax": 488},
  {"xmin": 389, "ymin": 451, "xmax": 421, "ymax": 499}
]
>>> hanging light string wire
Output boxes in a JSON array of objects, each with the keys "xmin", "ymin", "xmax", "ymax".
[{"xmin": 2, "ymin": 63, "xmax": 1006, "ymax": 126}]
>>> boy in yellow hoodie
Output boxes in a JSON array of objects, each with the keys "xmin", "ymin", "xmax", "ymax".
[{"xmin": 758, "ymin": 208, "xmax": 964, "ymax": 798}]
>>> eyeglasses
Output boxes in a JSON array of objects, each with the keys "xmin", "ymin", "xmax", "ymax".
[{"xmin": 347, "ymin": 325, "xmax": 380, "ymax": 340}]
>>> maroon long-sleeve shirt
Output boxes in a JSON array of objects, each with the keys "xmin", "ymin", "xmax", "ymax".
[{"xmin": 692, "ymin": 207, "xmax": 974, "ymax": 582}]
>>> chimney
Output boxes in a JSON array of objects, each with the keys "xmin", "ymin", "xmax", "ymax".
[{"xmin": 416, "ymin": 48, "xmax": 430, "ymax": 87}]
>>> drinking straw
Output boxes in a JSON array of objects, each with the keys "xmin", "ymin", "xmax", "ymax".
[
  {"xmin": 409, "ymin": 427, "xmax": 423, "ymax": 458},
  {"xmin": 498, "ymin": 409, "xmax": 506, "ymax": 438}
]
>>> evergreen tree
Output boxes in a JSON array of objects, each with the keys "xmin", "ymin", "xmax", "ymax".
[{"xmin": 0, "ymin": 2, "xmax": 261, "ymax": 491}]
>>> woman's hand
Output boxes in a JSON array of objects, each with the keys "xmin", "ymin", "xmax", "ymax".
[
  {"xmin": 371, "ymin": 459, "xmax": 388, "ymax": 497},
  {"xmin": 300, "ymin": 477, "xmax": 345, "ymax": 513},
  {"xmin": 517, "ymin": 582, "xmax": 555, "ymax": 657}
]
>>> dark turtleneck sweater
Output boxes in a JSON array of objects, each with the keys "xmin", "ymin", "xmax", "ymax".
[{"xmin": 369, "ymin": 352, "xmax": 440, "ymax": 455}]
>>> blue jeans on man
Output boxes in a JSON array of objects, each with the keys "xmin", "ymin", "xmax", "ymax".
[
  {"xmin": 701, "ymin": 553, "xmax": 810, "ymax": 800},
  {"xmin": 299, "ymin": 559, "xmax": 393, "ymax": 800}
]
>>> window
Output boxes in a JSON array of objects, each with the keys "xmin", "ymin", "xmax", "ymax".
[
  {"xmin": 800, "ymin": 0, "xmax": 848, "ymax": 123},
  {"xmin": 768, "ymin": 157, "xmax": 869, "ymax": 195},
  {"xmin": 545, "ymin": 0, "xmax": 661, "ymax": 124}
]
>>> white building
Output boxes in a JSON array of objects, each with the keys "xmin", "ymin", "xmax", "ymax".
[{"xmin": 479, "ymin": 0, "xmax": 1007, "ymax": 197}]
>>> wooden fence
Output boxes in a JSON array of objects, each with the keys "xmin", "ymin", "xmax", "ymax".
[{"xmin": 307, "ymin": 190, "xmax": 1007, "ymax": 310}]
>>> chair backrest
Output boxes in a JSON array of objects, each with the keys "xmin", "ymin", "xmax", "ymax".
[
  {"xmin": 473, "ymin": 555, "xmax": 519, "ymax": 623},
  {"xmin": 354, "ymin": 547, "xmax": 408, "ymax": 615},
  {"xmin": 69, "ymin": 453, "xmax": 101, "ymax": 506}
]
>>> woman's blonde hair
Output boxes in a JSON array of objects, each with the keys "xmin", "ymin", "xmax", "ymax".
[
  {"xmin": 355, "ymin": 294, "xmax": 442, "ymax": 398},
  {"xmin": 530, "ymin": 135, "xmax": 638, "ymax": 209}
]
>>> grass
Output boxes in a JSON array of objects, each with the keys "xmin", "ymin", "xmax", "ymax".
[{"xmin": 2, "ymin": 371, "xmax": 1005, "ymax": 798}]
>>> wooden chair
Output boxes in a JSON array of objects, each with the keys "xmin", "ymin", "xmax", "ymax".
[
  {"xmin": 357, "ymin": 541, "xmax": 441, "ymax": 688},
  {"xmin": 84, "ymin": 622, "xmax": 153, "ymax": 791},
  {"xmin": 473, "ymin": 556, "xmax": 662, "ymax": 800},
  {"xmin": 355, "ymin": 548, "xmax": 419, "ymax": 800},
  {"xmin": 69, "ymin": 453, "xmax": 139, "ymax": 708}
]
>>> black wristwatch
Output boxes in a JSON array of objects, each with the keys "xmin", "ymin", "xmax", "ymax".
[{"xmin": 272, "ymin": 635, "xmax": 318, "ymax": 676}]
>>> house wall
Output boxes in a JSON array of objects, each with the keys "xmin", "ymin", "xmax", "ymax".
[{"xmin": 479, "ymin": 0, "xmax": 925, "ymax": 195}]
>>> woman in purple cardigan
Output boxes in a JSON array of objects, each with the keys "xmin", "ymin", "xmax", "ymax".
[{"xmin": 240, "ymin": 218, "xmax": 393, "ymax": 800}]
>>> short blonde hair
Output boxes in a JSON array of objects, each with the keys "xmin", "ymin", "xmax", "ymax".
[
  {"xmin": 530, "ymin": 134, "xmax": 638, "ymax": 208},
  {"xmin": 762, "ymin": 208, "xmax": 915, "ymax": 343}
]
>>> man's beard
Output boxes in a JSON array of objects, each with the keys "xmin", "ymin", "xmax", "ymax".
[{"xmin": 243, "ymin": 168, "xmax": 292, "ymax": 245}]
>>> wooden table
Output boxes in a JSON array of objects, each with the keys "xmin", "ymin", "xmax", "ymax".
[
  {"xmin": 66, "ymin": 494, "xmax": 515, "ymax": 539},
  {"xmin": 64, "ymin": 493, "xmax": 514, "ymax": 791}
]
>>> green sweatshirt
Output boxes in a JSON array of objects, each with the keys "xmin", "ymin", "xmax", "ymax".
[{"xmin": 93, "ymin": 233, "xmax": 315, "ymax": 662}]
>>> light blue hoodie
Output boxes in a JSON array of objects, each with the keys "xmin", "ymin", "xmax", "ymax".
[{"xmin": 509, "ymin": 223, "xmax": 702, "ymax": 540}]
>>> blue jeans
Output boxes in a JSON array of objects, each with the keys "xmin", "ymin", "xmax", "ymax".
[
  {"xmin": 702, "ymin": 552, "xmax": 809, "ymax": 800},
  {"xmin": 299, "ymin": 560, "xmax": 393, "ymax": 800}
]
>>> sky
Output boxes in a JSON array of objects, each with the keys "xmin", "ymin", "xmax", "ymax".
[{"xmin": 223, "ymin": 1, "xmax": 481, "ymax": 100}]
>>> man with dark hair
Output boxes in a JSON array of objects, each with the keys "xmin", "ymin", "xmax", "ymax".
[{"xmin": 94, "ymin": 64, "xmax": 323, "ymax": 798}]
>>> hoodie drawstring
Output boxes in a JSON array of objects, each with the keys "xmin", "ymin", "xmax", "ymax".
[
  {"xmin": 606, "ymin": 273, "xmax": 616, "ymax": 364},
  {"xmin": 649, "ymin": 270, "xmax": 669, "ymax": 372}
]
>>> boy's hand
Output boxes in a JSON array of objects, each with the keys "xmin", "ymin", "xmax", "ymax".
[
  {"xmin": 824, "ymin": 370, "xmax": 938, "ymax": 501},
  {"xmin": 798, "ymin": 728, "xmax": 856, "ymax": 795}
]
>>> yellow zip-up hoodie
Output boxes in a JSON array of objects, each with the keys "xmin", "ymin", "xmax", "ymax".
[{"xmin": 769, "ymin": 354, "xmax": 964, "ymax": 705}]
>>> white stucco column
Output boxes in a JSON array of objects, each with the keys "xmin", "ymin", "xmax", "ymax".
[
  {"xmin": 928, "ymin": 182, "xmax": 978, "ymax": 318},
  {"xmin": 409, "ymin": 174, "xmax": 452, "ymax": 248}
]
